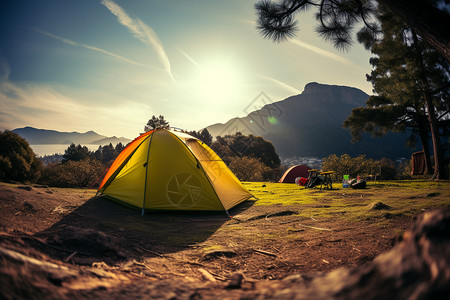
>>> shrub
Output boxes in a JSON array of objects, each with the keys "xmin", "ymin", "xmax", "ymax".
[
  {"xmin": 322, "ymin": 154, "xmax": 403, "ymax": 180},
  {"xmin": 211, "ymin": 133, "xmax": 281, "ymax": 168},
  {"xmin": 0, "ymin": 131, "xmax": 43, "ymax": 182},
  {"xmin": 40, "ymin": 158, "xmax": 106, "ymax": 188},
  {"xmin": 228, "ymin": 156, "xmax": 271, "ymax": 181},
  {"xmin": 322, "ymin": 154, "xmax": 376, "ymax": 180}
]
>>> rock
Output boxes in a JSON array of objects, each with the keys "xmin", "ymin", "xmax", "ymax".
[
  {"xmin": 202, "ymin": 249, "xmax": 237, "ymax": 261},
  {"xmin": 369, "ymin": 201, "xmax": 391, "ymax": 210},
  {"xmin": 226, "ymin": 272, "xmax": 244, "ymax": 289},
  {"xmin": 17, "ymin": 186, "xmax": 32, "ymax": 191},
  {"xmin": 23, "ymin": 202, "xmax": 34, "ymax": 211}
]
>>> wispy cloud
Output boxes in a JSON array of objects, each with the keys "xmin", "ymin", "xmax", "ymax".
[
  {"xmin": 35, "ymin": 29, "xmax": 144, "ymax": 66},
  {"xmin": 175, "ymin": 46, "xmax": 201, "ymax": 69},
  {"xmin": 238, "ymin": 19, "xmax": 256, "ymax": 26},
  {"xmin": 290, "ymin": 38, "xmax": 361, "ymax": 68},
  {"xmin": 260, "ymin": 75, "xmax": 301, "ymax": 95},
  {"xmin": 101, "ymin": 0, "xmax": 174, "ymax": 82},
  {"xmin": 0, "ymin": 55, "xmax": 10, "ymax": 82}
]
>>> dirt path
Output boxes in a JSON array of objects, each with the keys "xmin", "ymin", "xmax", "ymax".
[{"xmin": 0, "ymin": 182, "xmax": 446, "ymax": 299}]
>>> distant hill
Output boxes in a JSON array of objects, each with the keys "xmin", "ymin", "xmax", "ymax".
[
  {"xmin": 12, "ymin": 127, "xmax": 131, "ymax": 145},
  {"xmin": 206, "ymin": 82, "xmax": 416, "ymax": 159}
]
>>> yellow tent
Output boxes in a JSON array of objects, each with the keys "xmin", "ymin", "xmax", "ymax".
[{"xmin": 97, "ymin": 129, "xmax": 253, "ymax": 214}]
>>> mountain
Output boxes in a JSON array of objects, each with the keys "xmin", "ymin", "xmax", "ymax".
[
  {"xmin": 12, "ymin": 127, "xmax": 131, "ymax": 145},
  {"xmin": 206, "ymin": 82, "xmax": 416, "ymax": 159}
]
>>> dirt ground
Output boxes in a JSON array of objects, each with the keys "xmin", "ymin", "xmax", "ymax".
[{"xmin": 0, "ymin": 182, "xmax": 442, "ymax": 299}]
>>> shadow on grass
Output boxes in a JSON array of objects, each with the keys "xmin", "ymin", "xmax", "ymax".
[{"xmin": 31, "ymin": 196, "xmax": 253, "ymax": 265}]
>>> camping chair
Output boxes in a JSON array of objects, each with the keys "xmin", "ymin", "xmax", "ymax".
[
  {"xmin": 319, "ymin": 171, "xmax": 335, "ymax": 190},
  {"xmin": 306, "ymin": 169, "xmax": 335, "ymax": 190},
  {"xmin": 306, "ymin": 169, "xmax": 321, "ymax": 188}
]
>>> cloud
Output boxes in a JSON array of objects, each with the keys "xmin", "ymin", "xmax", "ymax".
[
  {"xmin": 100, "ymin": 0, "xmax": 144, "ymax": 41},
  {"xmin": 0, "ymin": 80, "xmax": 149, "ymax": 138},
  {"xmin": 260, "ymin": 75, "xmax": 301, "ymax": 95},
  {"xmin": 137, "ymin": 19, "xmax": 174, "ymax": 82},
  {"xmin": 0, "ymin": 55, "xmax": 10, "ymax": 82},
  {"xmin": 34, "ymin": 29, "xmax": 144, "ymax": 66},
  {"xmin": 175, "ymin": 46, "xmax": 201, "ymax": 69},
  {"xmin": 101, "ymin": 0, "xmax": 174, "ymax": 82},
  {"xmin": 290, "ymin": 38, "xmax": 362, "ymax": 68},
  {"xmin": 238, "ymin": 19, "xmax": 257, "ymax": 26}
]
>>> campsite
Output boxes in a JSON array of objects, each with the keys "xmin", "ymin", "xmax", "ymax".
[
  {"xmin": 1, "ymin": 179, "xmax": 449, "ymax": 299},
  {"xmin": 2, "ymin": 0, "xmax": 450, "ymax": 298}
]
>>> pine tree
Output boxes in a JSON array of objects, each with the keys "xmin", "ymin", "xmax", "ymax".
[
  {"xmin": 255, "ymin": 0, "xmax": 450, "ymax": 62},
  {"xmin": 344, "ymin": 5, "xmax": 450, "ymax": 179},
  {"xmin": 144, "ymin": 115, "xmax": 170, "ymax": 132}
]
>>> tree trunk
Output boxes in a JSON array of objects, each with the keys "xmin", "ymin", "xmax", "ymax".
[
  {"xmin": 379, "ymin": 0, "xmax": 450, "ymax": 62},
  {"xmin": 411, "ymin": 30, "xmax": 445, "ymax": 179},
  {"xmin": 417, "ymin": 117, "xmax": 432, "ymax": 175},
  {"xmin": 424, "ymin": 96, "xmax": 444, "ymax": 179}
]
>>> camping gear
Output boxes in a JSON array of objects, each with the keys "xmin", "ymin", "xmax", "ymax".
[
  {"xmin": 349, "ymin": 179, "xmax": 367, "ymax": 189},
  {"xmin": 343, "ymin": 175, "xmax": 349, "ymax": 188},
  {"xmin": 319, "ymin": 171, "xmax": 334, "ymax": 190},
  {"xmin": 411, "ymin": 151, "xmax": 426, "ymax": 175},
  {"xmin": 305, "ymin": 169, "xmax": 334, "ymax": 190},
  {"xmin": 295, "ymin": 177, "xmax": 309, "ymax": 186},
  {"xmin": 279, "ymin": 165, "xmax": 312, "ymax": 183},
  {"xmin": 97, "ymin": 129, "xmax": 253, "ymax": 213}
]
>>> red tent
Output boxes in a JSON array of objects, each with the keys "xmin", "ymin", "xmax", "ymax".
[{"xmin": 279, "ymin": 165, "xmax": 312, "ymax": 183}]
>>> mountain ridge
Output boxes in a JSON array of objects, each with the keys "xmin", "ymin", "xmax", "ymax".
[
  {"xmin": 12, "ymin": 127, "xmax": 131, "ymax": 145},
  {"xmin": 206, "ymin": 82, "xmax": 416, "ymax": 159}
]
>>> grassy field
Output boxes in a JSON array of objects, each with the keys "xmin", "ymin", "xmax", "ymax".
[
  {"xmin": 1, "ymin": 179, "xmax": 449, "ymax": 298},
  {"xmin": 243, "ymin": 180, "xmax": 450, "ymax": 222}
]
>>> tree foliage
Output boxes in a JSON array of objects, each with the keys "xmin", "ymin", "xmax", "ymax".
[
  {"xmin": 187, "ymin": 129, "xmax": 213, "ymax": 146},
  {"xmin": 63, "ymin": 143, "xmax": 92, "ymax": 163},
  {"xmin": 40, "ymin": 158, "xmax": 106, "ymax": 188},
  {"xmin": 228, "ymin": 156, "xmax": 272, "ymax": 181},
  {"xmin": 211, "ymin": 132, "xmax": 281, "ymax": 168},
  {"xmin": 41, "ymin": 142, "xmax": 125, "ymax": 187},
  {"xmin": 144, "ymin": 115, "xmax": 170, "ymax": 132},
  {"xmin": 255, "ymin": 0, "xmax": 450, "ymax": 62},
  {"xmin": 322, "ymin": 154, "xmax": 397, "ymax": 180},
  {"xmin": 0, "ymin": 130, "xmax": 43, "ymax": 182},
  {"xmin": 344, "ymin": 4, "xmax": 450, "ymax": 178},
  {"xmin": 94, "ymin": 143, "xmax": 125, "ymax": 165},
  {"xmin": 256, "ymin": 0, "xmax": 378, "ymax": 50}
]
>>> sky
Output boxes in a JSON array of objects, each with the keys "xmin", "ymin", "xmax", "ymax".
[{"xmin": 0, "ymin": 0, "xmax": 373, "ymax": 139}]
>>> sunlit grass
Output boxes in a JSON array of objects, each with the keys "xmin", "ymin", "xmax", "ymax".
[{"xmin": 242, "ymin": 180, "xmax": 450, "ymax": 222}]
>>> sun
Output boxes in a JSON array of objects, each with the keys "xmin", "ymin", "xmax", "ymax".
[{"xmin": 194, "ymin": 60, "xmax": 243, "ymax": 104}]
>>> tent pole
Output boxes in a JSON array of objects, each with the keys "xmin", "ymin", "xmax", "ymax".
[{"xmin": 142, "ymin": 130, "xmax": 156, "ymax": 216}]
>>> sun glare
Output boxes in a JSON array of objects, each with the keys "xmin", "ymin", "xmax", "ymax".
[{"xmin": 194, "ymin": 60, "xmax": 243, "ymax": 104}]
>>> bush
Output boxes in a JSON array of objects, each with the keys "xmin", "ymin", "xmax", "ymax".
[
  {"xmin": 378, "ymin": 157, "xmax": 397, "ymax": 180},
  {"xmin": 322, "ymin": 154, "xmax": 376, "ymax": 180},
  {"xmin": 397, "ymin": 160, "xmax": 413, "ymax": 179},
  {"xmin": 40, "ymin": 158, "xmax": 106, "ymax": 188},
  {"xmin": 228, "ymin": 156, "xmax": 271, "ymax": 181},
  {"xmin": 0, "ymin": 131, "xmax": 43, "ymax": 182},
  {"xmin": 211, "ymin": 133, "xmax": 281, "ymax": 168},
  {"xmin": 322, "ymin": 154, "xmax": 398, "ymax": 180}
]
